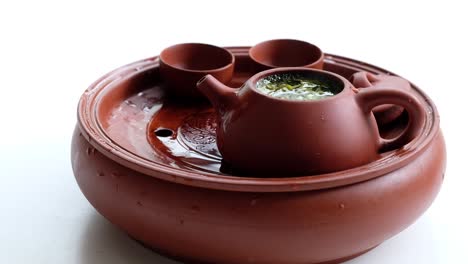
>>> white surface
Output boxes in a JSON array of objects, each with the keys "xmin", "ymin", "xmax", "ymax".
[{"xmin": 0, "ymin": 1, "xmax": 467, "ymax": 263}]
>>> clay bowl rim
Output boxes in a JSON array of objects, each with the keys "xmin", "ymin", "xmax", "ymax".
[
  {"xmin": 247, "ymin": 67, "xmax": 350, "ymax": 104},
  {"xmin": 159, "ymin": 42, "xmax": 235, "ymax": 73},
  {"xmin": 77, "ymin": 47, "xmax": 440, "ymax": 193},
  {"xmin": 249, "ymin": 39, "xmax": 324, "ymax": 68}
]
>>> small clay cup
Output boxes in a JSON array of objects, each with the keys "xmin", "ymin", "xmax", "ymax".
[
  {"xmin": 197, "ymin": 68, "xmax": 426, "ymax": 175},
  {"xmin": 159, "ymin": 43, "xmax": 235, "ymax": 98},
  {"xmin": 249, "ymin": 39, "xmax": 324, "ymax": 70}
]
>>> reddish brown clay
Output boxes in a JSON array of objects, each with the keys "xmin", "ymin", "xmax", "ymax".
[
  {"xmin": 72, "ymin": 47, "xmax": 445, "ymax": 264},
  {"xmin": 197, "ymin": 68, "xmax": 425, "ymax": 175},
  {"xmin": 351, "ymin": 71, "xmax": 413, "ymax": 125},
  {"xmin": 249, "ymin": 39, "xmax": 324, "ymax": 70},
  {"xmin": 159, "ymin": 43, "xmax": 235, "ymax": 98}
]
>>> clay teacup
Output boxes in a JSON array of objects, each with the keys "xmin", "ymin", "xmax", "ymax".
[
  {"xmin": 159, "ymin": 43, "xmax": 235, "ymax": 98},
  {"xmin": 197, "ymin": 68, "xmax": 426, "ymax": 175},
  {"xmin": 249, "ymin": 39, "xmax": 324, "ymax": 70}
]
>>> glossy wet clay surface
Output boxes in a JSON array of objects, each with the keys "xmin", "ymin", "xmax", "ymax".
[{"xmin": 92, "ymin": 49, "xmax": 435, "ymax": 178}]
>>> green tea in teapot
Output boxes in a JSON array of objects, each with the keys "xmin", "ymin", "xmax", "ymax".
[{"xmin": 256, "ymin": 73, "xmax": 340, "ymax": 100}]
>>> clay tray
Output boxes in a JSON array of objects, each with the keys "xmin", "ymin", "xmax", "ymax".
[{"xmin": 78, "ymin": 47, "xmax": 438, "ymax": 192}]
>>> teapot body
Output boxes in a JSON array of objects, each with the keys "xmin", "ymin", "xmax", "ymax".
[{"xmin": 217, "ymin": 85, "xmax": 381, "ymax": 175}]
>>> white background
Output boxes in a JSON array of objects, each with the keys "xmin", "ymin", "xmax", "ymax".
[{"xmin": 0, "ymin": 1, "xmax": 467, "ymax": 263}]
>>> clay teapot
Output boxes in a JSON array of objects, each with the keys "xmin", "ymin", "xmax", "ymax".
[{"xmin": 197, "ymin": 68, "xmax": 426, "ymax": 175}]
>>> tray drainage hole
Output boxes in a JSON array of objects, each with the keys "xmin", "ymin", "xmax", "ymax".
[{"xmin": 154, "ymin": 128, "xmax": 174, "ymax": 138}]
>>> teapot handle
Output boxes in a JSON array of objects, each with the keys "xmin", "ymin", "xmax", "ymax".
[{"xmin": 355, "ymin": 88, "xmax": 426, "ymax": 152}]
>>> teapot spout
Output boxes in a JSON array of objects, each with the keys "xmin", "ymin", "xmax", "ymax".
[{"xmin": 197, "ymin": 75, "xmax": 238, "ymax": 111}]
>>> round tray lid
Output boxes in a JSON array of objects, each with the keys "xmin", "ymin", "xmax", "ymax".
[{"xmin": 77, "ymin": 47, "xmax": 440, "ymax": 192}]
